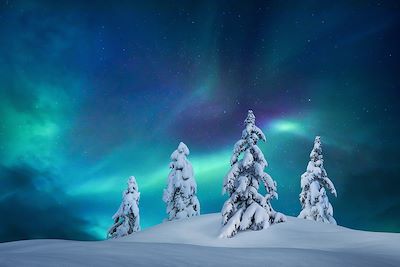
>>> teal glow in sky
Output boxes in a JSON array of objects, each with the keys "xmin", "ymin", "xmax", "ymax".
[{"xmin": 0, "ymin": 0, "xmax": 399, "ymax": 242}]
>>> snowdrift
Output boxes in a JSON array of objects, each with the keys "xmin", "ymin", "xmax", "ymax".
[{"xmin": 1, "ymin": 213, "xmax": 399, "ymax": 266}]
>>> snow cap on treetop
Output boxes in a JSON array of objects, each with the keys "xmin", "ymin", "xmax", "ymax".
[
  {"xmin": 170, "ymin": 142, "xmax": 190, "ymax": 162},
  {"xmin": 245, "ymin": 110, "xmax": 256, "ymax": 125},
  {"xmin": 177, "ymin": 142, "xmax": 190, "ymax": 156},
  {"xmin": 310, "ymin": 136, "xmax": 322, "ymax": 160},
  {"xmin": 127, "ymin": 176, "xmax": 138, "ymax": 192}
]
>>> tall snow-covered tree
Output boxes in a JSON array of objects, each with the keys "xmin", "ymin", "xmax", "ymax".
[
  {"xmin": 163, "ymin": 142, "xmax": 200, "ymax": 221},
  {"xmin": 298, "ymin": 136, "xmax": 337, "ymax": 224},
  {"xmin": 220, "ymin": 110, "xmax": 286, "ymax": 238},
  {"xmin": 107, "ymin": 176, "xmax": 140, "ymax": 239}
]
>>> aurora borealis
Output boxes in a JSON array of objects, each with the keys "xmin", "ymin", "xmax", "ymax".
[{"xmin": 1, "ymin": 1, "xmax": 399, "ymax": 242}]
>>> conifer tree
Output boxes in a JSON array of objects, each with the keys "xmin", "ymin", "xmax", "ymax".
[
  {"xmin": 298, "ymin": 136, "xmax": 337, "ymax": 224},
  {"xmin": 163, "ymin": 142, "xmax": 200, "ymax": 221},
  {"xmin": 220, "ymin": 110, "xmax": 286, "ymax": 238},
  {"xmin": 107, "ymin": 176, "xmax": 140, "ymax": 238}
]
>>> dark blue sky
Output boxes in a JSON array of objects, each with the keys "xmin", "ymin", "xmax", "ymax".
[{"xmin": 0, "ymin": 0, "xmax": 399, "ymax": 242}]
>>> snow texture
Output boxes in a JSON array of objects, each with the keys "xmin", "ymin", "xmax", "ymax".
[
  {"xmin": 163, "ymin": 142, "xmax": 200, "ymax": 221},
  {"xmin": 107, "ymin": 176, "xmax": 140, "ymax": 239},
  {"xmin": 1, "ymin": 214, "xmax": 399, "ymax": 267},
  {"xmin": 298, "ymin": 136, "xmax": 337, "ymax": 224},
  {"xmin": 220, "ymin": 110, "xmax": 286, "ymax": 238}
]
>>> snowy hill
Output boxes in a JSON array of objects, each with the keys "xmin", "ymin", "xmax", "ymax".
[{"xmin": 1, "ymin": 213, "xmax": 399, "ymax": 266}]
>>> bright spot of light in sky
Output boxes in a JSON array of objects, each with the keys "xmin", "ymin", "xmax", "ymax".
[{"xmin": 270, "ymin": 120, "xmax": 302, "ymax": 134}]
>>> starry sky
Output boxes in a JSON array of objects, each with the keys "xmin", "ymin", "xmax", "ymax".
[{"xmin": 0, "ymin": 0, "xmax": 399, "ymax": 242}]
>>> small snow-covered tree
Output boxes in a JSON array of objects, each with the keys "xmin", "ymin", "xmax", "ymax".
[
  {"xmin": 107, "ymin": 176, "xmax": 140, "ymax": 239},
  {"xmin": 298, "ymin": 136, "xmax": 337, "ymax": 224},
  {"xmin": 163, "ymin": 142, "xmax": 200, "ymax": 221},
  {"xmin": 220, "ymin": 110, "xmax": 286, "ymax": 238}
]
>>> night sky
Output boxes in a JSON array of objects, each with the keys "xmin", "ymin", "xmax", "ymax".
[{"xmin": 1, "ymin": 0, "xmax": 399, "ymax": 242}]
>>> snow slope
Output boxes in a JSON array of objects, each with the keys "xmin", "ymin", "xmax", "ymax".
[{"xmin": 1, "ymin": 213, "xmax": 399, "ymax": 267}]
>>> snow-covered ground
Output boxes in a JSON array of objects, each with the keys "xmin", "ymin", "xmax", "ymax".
[{"xmin": 1, "ymin": 214, "xmax": 399, "ymax": 266}]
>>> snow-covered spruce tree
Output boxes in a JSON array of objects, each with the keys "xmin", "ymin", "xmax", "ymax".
[
  {"xmin": 298, "ymin": 136, "xmax": 337, "ymax": 224},
  {"xmin": 220, "ymin": 110, "xmax": 286, "ymax": 238},
  {"xmin": 107, "ymin": 176, "xmax": 140, "ymax": 239},
  {"xmin": 163, "ymin": 142, "xmax": 200, "ymax": 221}
]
